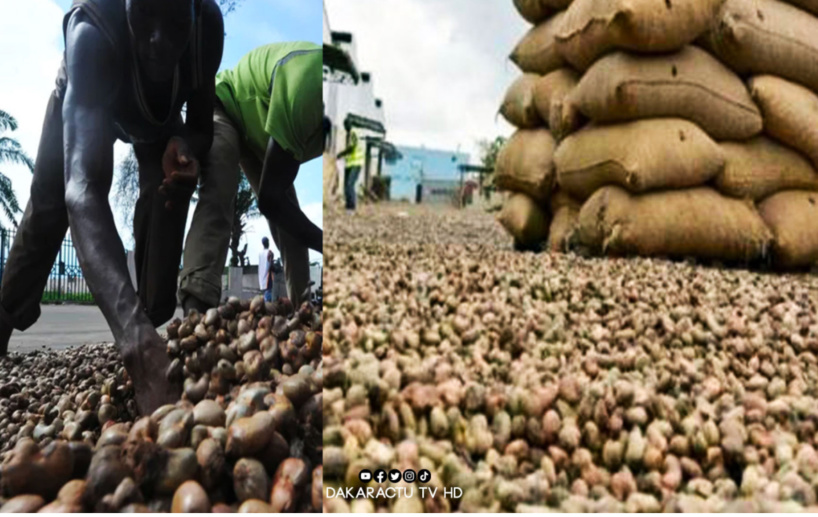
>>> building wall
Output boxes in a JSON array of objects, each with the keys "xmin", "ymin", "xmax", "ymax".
[
  {"xmin": 323, "ymin": 8, "xmax": 389, "ymax": 200},
  {"xmin": 383, "ymin": 146, "xmax": 470, "ymax": 202},
  {"xmin": 324, "ymin": 76, "xmax": 387, "ymax": 198},
  {"xmin": 323, "ymin": 4, "xmax": 332, "ymax": 44}
]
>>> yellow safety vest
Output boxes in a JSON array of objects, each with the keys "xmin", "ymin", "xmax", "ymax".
[{"xmin": 347, "ymin": 129, "xmax": 365, "ymax": 168}]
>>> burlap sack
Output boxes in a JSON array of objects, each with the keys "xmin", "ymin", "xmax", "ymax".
[
  {"xmin": 323, "ymin": 153, "xmax": 339, "ymax": 206},
  {"xmin": 715, "ymin": 138, "xmax": 818, "ymax": 201},
  {"xmin": 511, "ymin": 12, "xmax": 566, "ymax": 75},
  {"xmin": 495, "ymin": 129, "xmax": 556, "ymax": 202},
  {"xmin": 758, "ymin": 190, "xmax": 818, "ymax": 268},
  {"xmin": 706, "ymin": 0, "xmax": 818, "ymax": 94},
  {"xmin": 786, "ymin": 0, "xmax": 818, "ymax": 15},
  {"xmin": 554, "ymin": 118, "xmax": 724, "ymax": 201},
  {"xmin": 513, "ymin": 0, "xmax": 572, "ymax": 24},
  {"xmin": 497, "ymin": 193, "xmax": 550, "ymax": 247},
  {"xmin": 533, "ymin": 68, "xmax": 582, "ymax": 141},
  {"xmin": 569, "ymin": 47, "xmax": 762, "ymax": 140},
  {"xmin": 749, "ymin": 75, "xmax": 818, "ymax": 168},
  {"xmin": 500, "ymin": 74, "xmax": 543, "ymax": 129},
  {"xmin": 547, "ymin": 190, "xmax": 581, "ymax": 252},
  {"xmin": 555, "ymin": 0, "xmax": 721, "ymax": 70},
  {"xmin": 577, "ymin": 186, "xmax": 772, "ymax": 261}
]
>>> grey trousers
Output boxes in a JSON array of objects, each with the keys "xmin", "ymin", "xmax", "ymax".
[{"xmin": 178, "ymin": 106, "xmax": 310, "ymax": 308}]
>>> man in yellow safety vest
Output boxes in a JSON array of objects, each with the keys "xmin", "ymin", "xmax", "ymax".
[{"xmin": 337, "ymin": 127, "xmax": 365, "ymax": 212}]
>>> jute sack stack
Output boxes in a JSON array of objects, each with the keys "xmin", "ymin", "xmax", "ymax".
[
  {"xmin": 749, "ymin": 76, "xmax": 818, "ymax": 169},
  {"xmin": 705, "ymin": 0, "xmax": 818, "ymax": 95},
  {"xmin": 500, "ymin": 74, "xmax": 543, "ymax": 129},
  {"xmin": 511, "ymin": 12, "xmax": 568, "ymax": 75},
  {"xmin": 495, "ymin": 129, "xmax": 557, "ymax": 203},
  {"xmin": 497, "ymin": 192, "xmax": 551, "ymax": 248},
  {"xmin": 547, "ymin": 189, "xmax": 580, "ymax": 252},
  {"xmin": 577, "ymin": 186, "xmax": 772, "ymax": 262},
  {"xmin": 554, "ymin": 0, "xmax": 722, "ymax": 70},
  {"xmin": 554, "ymin": 118, "xmax": 724, "ymax": 201},
  {"xmin": 501, "ymin": 69, "xmax": 582, "ymax": 140},
  {"xmin": 533, "ymin": 69, "xmax": 582, "ymax": 141},
  {"xmin": 758, "ymin": 190, "xmax": 818, "ymax": 268},
  {"xmin": 715, "ymin": 138, "xmax": 818, "ymax": 201},
  {"xmin": 787, "ymin": 0, "xmax": 818, "ymax": 15},
  {"xmin": 513, "ymin": 0, "xmax": 572, "ymax": 24},
  {"xmin": 323, "ymin": 153, "xmax": 340, "ymax": 206},
  {"xmin": 568, "ymin": 47, "xmax": 763, "ymax": 140}
]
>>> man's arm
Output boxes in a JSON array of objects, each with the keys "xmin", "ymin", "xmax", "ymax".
[
  {"xmin": 160, "ymin": 0, "xmax": 224, "ymax": 203},
  {"xmin": 256, "ymin": 137, "xmax": 322, "ymax": 254},
  {"xmin": 63, "ymin": 18, "xmax": 142, "ymax": 339},
  {"xmin": 178, "ymin": 0, "xmax": 224, "ymax": 161},
  {"xmin": 63, "ymin": 16, "xmax": 180, "ymax": 414}
]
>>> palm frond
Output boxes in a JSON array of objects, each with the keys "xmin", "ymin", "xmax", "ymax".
[
  {"xmin": 0, "ymin": 138, "xmax": 34, "ymax": 172},
  {"xmin": 0, "ymin": 172, "xmax": 21, "ymax": 228},
  {"xmin": 217, "ymin": 0, "xmax": 243, "ymax": 16},
  {"xmin": 0, "ymin": 111, "xmax": 17, "ymax": 133}
]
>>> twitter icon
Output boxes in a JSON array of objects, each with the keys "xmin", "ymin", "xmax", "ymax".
[{"xmin": 389, "ymin": 469, "xmax": 402, "ymax": 482}]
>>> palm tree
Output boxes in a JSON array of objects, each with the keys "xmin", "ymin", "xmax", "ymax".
[
  {"xmin": 229, "ymin": 174, "xmax": 260, "ymax": 267},
  {"xmin": 0, "ymin": 110, "xmax": 33, "ymax": 229}
]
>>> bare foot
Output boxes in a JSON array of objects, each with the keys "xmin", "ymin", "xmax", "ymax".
[{"xmin": 120, "ymin": 326, "xmax": 182, "ymax": 415}]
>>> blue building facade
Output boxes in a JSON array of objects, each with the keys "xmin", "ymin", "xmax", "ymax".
[{"xmin": 383, "ymin": 145, "xmax": 470, "ymax": 202}]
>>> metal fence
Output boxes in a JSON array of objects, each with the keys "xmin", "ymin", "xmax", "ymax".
[{"xmin": 0, "ymin": 228, "xmax": 94, "ymax": 304}]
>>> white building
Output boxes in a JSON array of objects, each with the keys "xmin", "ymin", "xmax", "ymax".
[{"xmin": 323, "ymin": 5, "xmax": 398, "ymax": 200}]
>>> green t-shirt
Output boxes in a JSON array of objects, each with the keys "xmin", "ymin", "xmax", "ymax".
[{"xmin": 215, "ymin": 42, "xmax": 322, "ymax": 163}]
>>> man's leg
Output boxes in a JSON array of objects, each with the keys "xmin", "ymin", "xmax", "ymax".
[
  {"xmin": 269, "ymin": 185, "xmax": 312, "ymax": 306},
  {"xmin": 132, "ymin": 141, "xmax": 193, "ymax": 327},
  {"xmin": 241, "ymin": 155, "xmax": 310, "ymax": 307},
  {"xmin": 177, "ymin": 107, "xmax": 242, "ymax": 314},
  {"xmin": 348, "ymin": 166, "xmax": 361, "ymax": 210},
  {"xmin": 344, "ymin": 168, "xmax": 353, "ymax": 210},
  {"xmin": 0, "ymin": 91, "xmax": 70, "ymax": 354}
]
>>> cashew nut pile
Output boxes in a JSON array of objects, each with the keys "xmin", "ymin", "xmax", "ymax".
[
  {"xmin": 323, "ymin": 203, "xmax": 818, "ymax": 512},
  {"xmin": 0, "ymin": 295, "xmax": 322, "ymax": 513}
]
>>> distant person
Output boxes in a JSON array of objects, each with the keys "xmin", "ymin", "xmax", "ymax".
[
  {"xmin": 258, "ymin": 237, "xmax": 274, "ymax": 302},
  {"xmin": 178, "ymin": 42, "xmax": 323, "ymax": 315},
  {"xmin": 338, "ymin": 126, "xmax": 364, "ymax": 212}
]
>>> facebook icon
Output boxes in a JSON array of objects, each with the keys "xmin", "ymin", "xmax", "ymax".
[{"xmin": 375, "ymin": 469, "xmax": 387, "ymax": 484}]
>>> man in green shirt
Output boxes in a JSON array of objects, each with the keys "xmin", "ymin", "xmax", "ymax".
[
  {"xmin": 338, "ymin": 126, "xmax": 365, "ymax": 212},
  {"xmin": 178, "ymin": 42, "xmax": 322, "ymax": 314}
]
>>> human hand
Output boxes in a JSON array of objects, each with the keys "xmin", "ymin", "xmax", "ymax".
[{"xmin": 160, "ymin": 137, "xmax": 199, "ymax": 210}]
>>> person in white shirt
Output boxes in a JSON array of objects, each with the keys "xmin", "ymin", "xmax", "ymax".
[{"xmin": 258, "ymin": 237, "xmax": 275, "ymax": 301}]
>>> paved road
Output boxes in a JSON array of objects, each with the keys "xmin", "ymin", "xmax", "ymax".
[{"xmin": 8, "ymin": 305, "xmax": 184, "ymax": 354}]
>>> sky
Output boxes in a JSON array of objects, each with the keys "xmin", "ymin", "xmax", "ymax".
[
  {"xmin": 0, "ymin": 0, "xmax": 323, "ymax": 265},
  {"xmin": 324, "ymin": 0, "xmax": 527, "ymax": 160}
]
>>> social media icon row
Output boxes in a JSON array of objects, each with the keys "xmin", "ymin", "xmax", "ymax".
[{"xmin": 359, "ymin": 469, "xmax": 431, "ymax": 484}]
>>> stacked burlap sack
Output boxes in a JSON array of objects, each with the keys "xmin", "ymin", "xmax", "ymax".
[{"xmin": 496, "ymin": 0, "xmax": 818, "ymax": 269}]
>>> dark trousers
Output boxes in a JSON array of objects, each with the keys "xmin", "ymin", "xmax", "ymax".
[
  {"xmin": 0, "ymin": 89, "xmax": 190, "ymax": 331},
  {"xmin": 344, "ymin": 166, "xmax": 361, "ymax": 210}
]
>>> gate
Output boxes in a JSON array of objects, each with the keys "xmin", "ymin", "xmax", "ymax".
[{"xmin": 0, "ymin": 228, "xmax": 95, "ymax": 304}]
